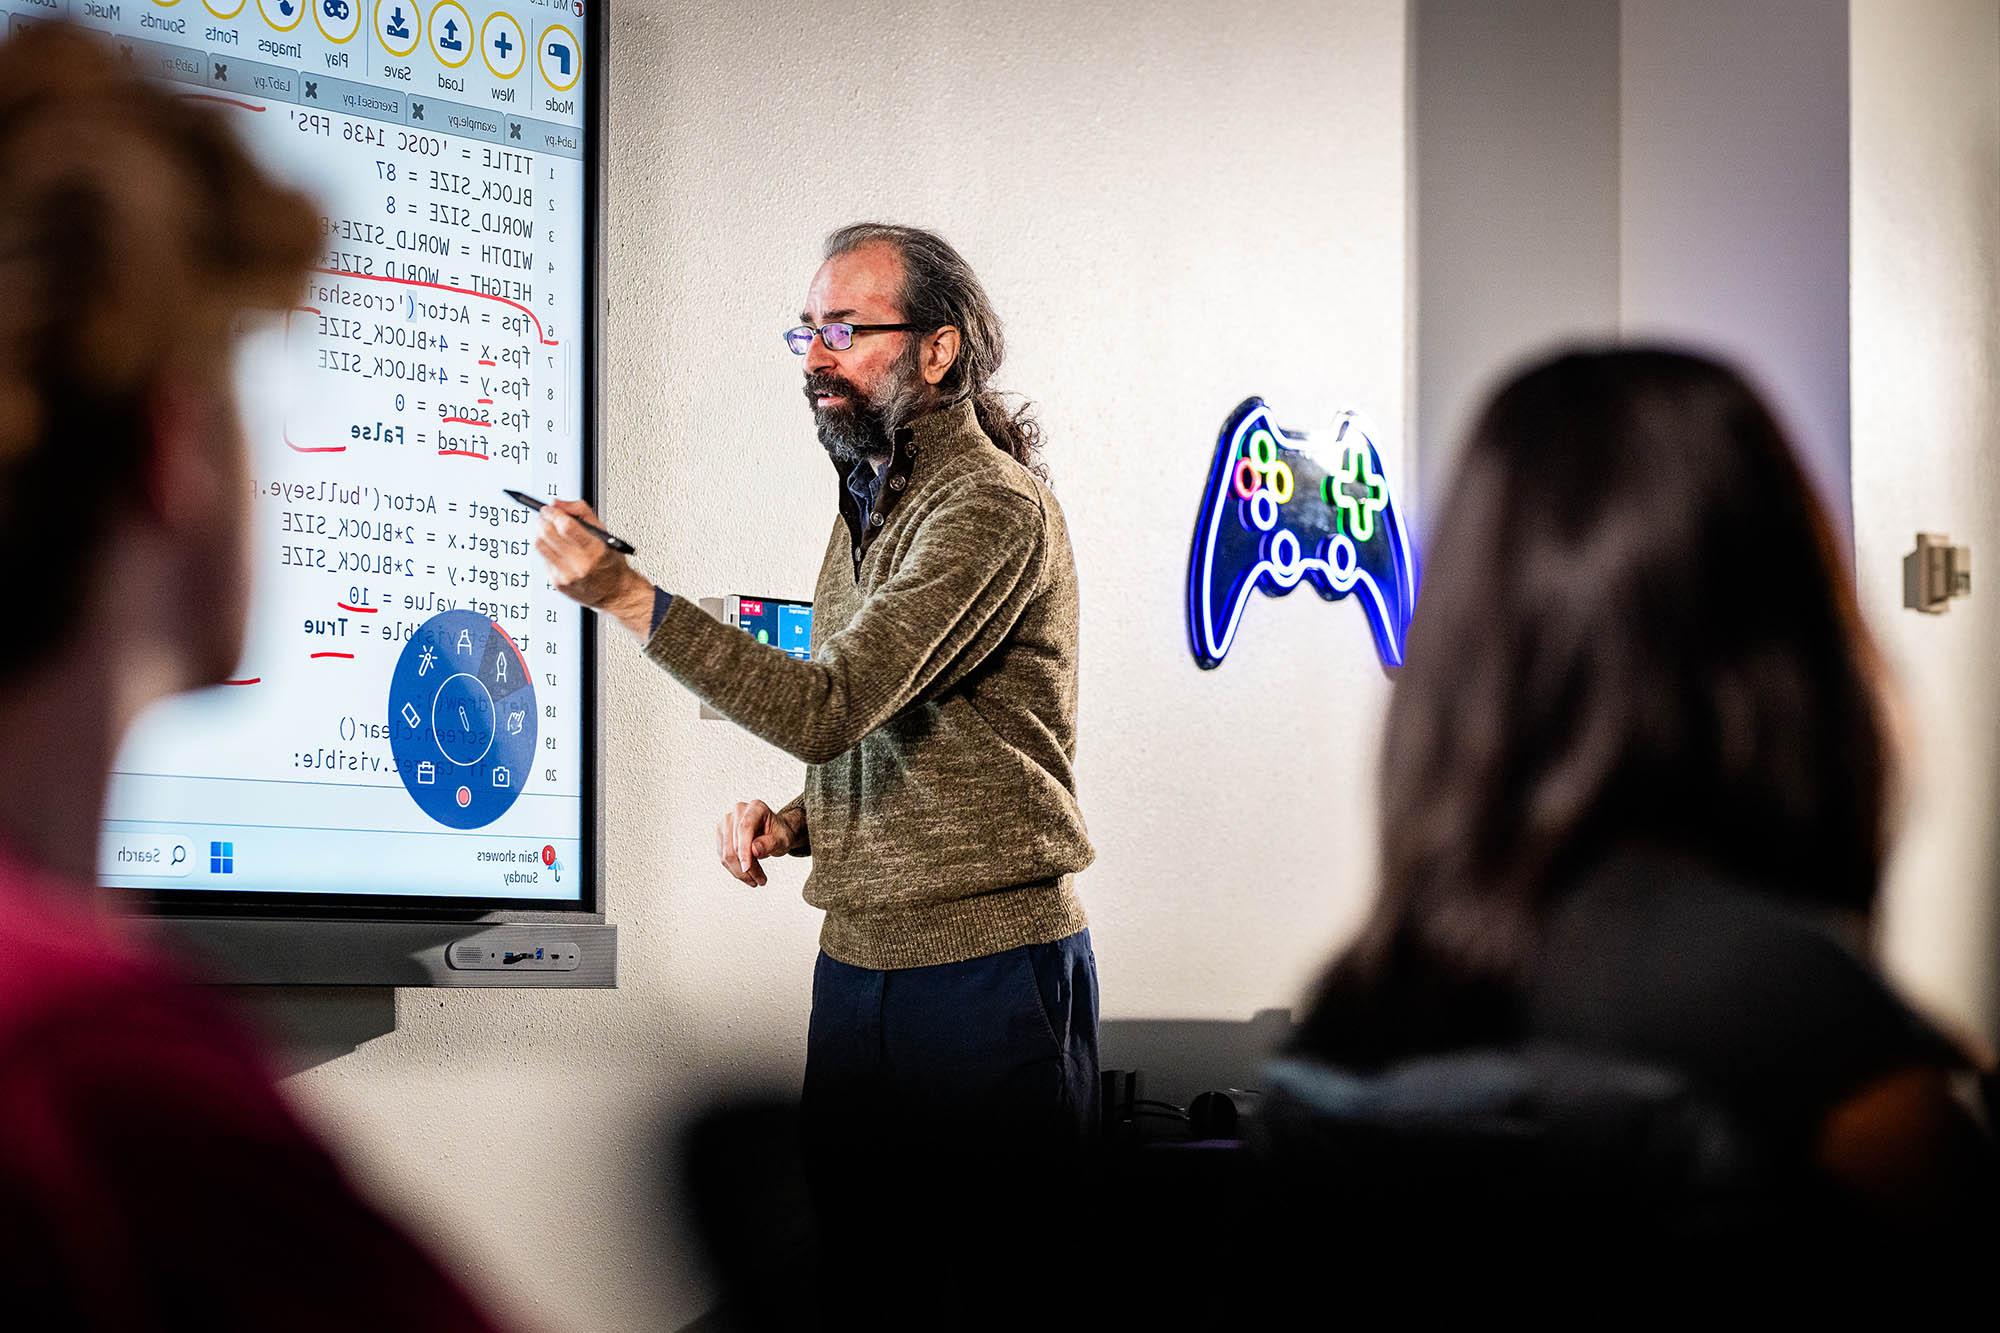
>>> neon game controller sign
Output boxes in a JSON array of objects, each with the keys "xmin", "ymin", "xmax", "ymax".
[{"xmin": 1187, "ymin": 398, "xmax": 1417, "ymax": 669}]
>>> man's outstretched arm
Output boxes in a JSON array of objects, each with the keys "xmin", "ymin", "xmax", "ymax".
[{"xmin": 534, "ymin": 490, "xmax": 1045, "ymax": 763}]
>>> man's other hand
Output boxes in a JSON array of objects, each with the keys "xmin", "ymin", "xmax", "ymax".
[
  {"xmin": 534, "ymin": 498, "xmax": 654, "ymax": 638},
  {"xmin": 717, "ymin": 800, "xmax": 803, "ymax": 887}
]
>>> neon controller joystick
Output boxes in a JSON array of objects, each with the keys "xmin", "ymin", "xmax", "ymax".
[{"xmin": 1186, "ymin": 397, "xmax": 1417, "ymax": 669}]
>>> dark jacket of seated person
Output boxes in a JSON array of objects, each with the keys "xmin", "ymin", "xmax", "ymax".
[
  {"xmin": 1530, "ymin": 851, "xmax": 1967, "ymax": 1154},
  {"xmin": 1281, "ymin": 348, "xmax": 1995, "ymax": 1246},
  {"xmin": 0, "ymin": 23, "xmax": 501, "ymax": 1331}
]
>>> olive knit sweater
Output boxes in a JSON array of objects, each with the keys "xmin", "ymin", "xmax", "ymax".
[{"xmin": 642, "ymin": 398, "xmax": 1092, "ymax": 969}]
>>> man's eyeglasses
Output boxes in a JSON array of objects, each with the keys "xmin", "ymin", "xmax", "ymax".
[{"xmin": 784, "ymin": 322, "xmax": 920, "ymax": 355}]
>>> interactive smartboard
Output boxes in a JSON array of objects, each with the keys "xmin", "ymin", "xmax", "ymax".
[{"xmin": 0, "ymin": 0, "xmax": 601, "ymax": 911}]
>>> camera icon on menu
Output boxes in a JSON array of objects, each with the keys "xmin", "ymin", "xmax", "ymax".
[{"xmin": 492, "ymin": 766, "xmax": 511, "ymax": 789}]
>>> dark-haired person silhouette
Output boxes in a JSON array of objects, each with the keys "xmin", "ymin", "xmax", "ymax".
[{"xmin": 1283, "ymin": 347, "xmax": 1995, "ymax": 1251}]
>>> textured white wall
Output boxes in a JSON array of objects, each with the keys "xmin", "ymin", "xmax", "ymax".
[
  {"xmin": 1619, "ymin": 0, "xmax": 1854, "ymax": 534},
  {"xmin": 277, "ymin": 3, "xmax": 1409, "ymax": 1329},
  {"xmin": 1410, "ymin": 0, "xmax": 1853, "ymax": 526},
  {"xmin": 1412, "ymin": 0, "xmax": 1621, "ymax": 509},
  {"xmin": 1851, "ymin": 0, "xmax": 2000, "ymax": 1046}
]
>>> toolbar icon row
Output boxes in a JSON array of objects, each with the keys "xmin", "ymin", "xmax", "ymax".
[
  {"xmin": 171, "ymin": 0, "xmax": 571, "ymax": 83},
  {"xmin": 211, "ymin": 0, "xmax": 360, "ymax": 44},
  {"xmin": 372, "ymin": 3, "xmax": 569, "ymax": 84}
]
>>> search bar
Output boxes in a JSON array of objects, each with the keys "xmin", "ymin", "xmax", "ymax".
[{"xmin": 102, "ymin": 834, "xmax": 196, "ymax": 878}]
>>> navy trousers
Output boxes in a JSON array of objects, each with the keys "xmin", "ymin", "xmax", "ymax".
[{"xmin": 801, "ymin": 929, "xmax": 1099, "ymax": 1327}]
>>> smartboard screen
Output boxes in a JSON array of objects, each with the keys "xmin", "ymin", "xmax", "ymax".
[{"xmin": 1, "ymin": 0, "xmax": 600, "ymax": 911}]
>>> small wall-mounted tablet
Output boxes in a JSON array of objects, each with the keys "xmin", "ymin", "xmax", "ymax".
[{"xmin": 697, "ymin": 596, "xmax": 813, "ymax": 720}]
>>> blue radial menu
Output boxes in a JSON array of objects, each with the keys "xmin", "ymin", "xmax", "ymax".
[{"xmin": 390, "ymin": 610, "xmax": 538, "ymax": 829}]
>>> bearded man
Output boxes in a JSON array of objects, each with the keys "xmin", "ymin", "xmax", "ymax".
[{"xmin": 535, "ymin": 223, "xmax": 1097, "ymax": 1323}]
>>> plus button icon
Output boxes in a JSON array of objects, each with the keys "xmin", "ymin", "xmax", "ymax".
[
  {"xmin": 1329, "ymin": 446, "xmax": 1388, "ymax": 543},
  {"xmin": 493, "ymin": 30, "xmax": 513, "ymax": 61}
]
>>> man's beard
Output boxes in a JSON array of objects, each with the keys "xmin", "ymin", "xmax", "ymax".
[{"xmin": 805, "ymin": 354, "xmax": 928, "ymax": 467}]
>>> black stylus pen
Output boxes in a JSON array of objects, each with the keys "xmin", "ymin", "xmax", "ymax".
[{"xmin": 504, "ymin": 489, "xmax": 638, "ymax": 555}]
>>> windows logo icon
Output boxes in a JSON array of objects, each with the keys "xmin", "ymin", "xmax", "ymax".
[{"xmin": 209, "ymin": 841, "xmax": 235, "ymax": 875}]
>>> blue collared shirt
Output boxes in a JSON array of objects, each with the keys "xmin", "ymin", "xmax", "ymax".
[{"xmin": 845, "ymin": 457, "xmax": 888, "ymax": 530}]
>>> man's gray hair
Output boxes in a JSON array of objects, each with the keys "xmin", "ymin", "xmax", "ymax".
[{"xmin": 823, "ymin": 222, "xmax": 1047, "ymax": 482}]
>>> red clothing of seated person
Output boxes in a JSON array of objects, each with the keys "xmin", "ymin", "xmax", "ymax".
[{"xmin": 0, "ymin": 845, "xmax": 501, "ymax": 1332}]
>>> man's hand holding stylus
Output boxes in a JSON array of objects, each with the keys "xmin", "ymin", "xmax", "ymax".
[{"xmin": 535, "ymin": 498, "xmax": 654, "ymax": 638}]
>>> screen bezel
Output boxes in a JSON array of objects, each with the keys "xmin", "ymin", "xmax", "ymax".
[{"xmin": 126, "ymin": 9, "xmax": 607, "ymax": 924}]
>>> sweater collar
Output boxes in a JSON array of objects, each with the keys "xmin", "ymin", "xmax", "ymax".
[
  {"xmin": 823, "ymin": 396, "xmax": 984, "ymax": 484},
  {"xmin": 901, "ymin": 395, "xmax": 984, "ymax": 460},
  {"xmin": 834, "ymin": 398, "xmax": 987, "ymax": 572}
]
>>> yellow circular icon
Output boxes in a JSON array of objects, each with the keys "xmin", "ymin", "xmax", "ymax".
[
  {"xmin": 256, "ymin": 0, "xmax": 305, "ymax": 32},
  {"xmin": 480, "ymin": 10, "xmax": 526, "ymax": 80},
  {"xmin": 150, "ymin": 0, "xmax": 183, "ymax": 8},
  {"xmin": 537, "ymin": 22, "xmax": 580, "ymax": 93},
  {"xmin": 314, "ymin": 0, "xmax": 362, "ymax": 43},
  {"xmin": 427, "ymin": 1, "xmax": 472, "ymax": 68},
  {"xmin": 202, "ymin": 0, "xmax": 246, "ymax": 16},
  {"xmin": 373, "ymin": 0, "xmax": 420, "ymax": 58}
]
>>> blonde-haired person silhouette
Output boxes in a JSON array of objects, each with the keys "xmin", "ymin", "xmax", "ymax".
[{"xmin": 0, "ymin": 25, "xmax": 504, "ymax": 1330}]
